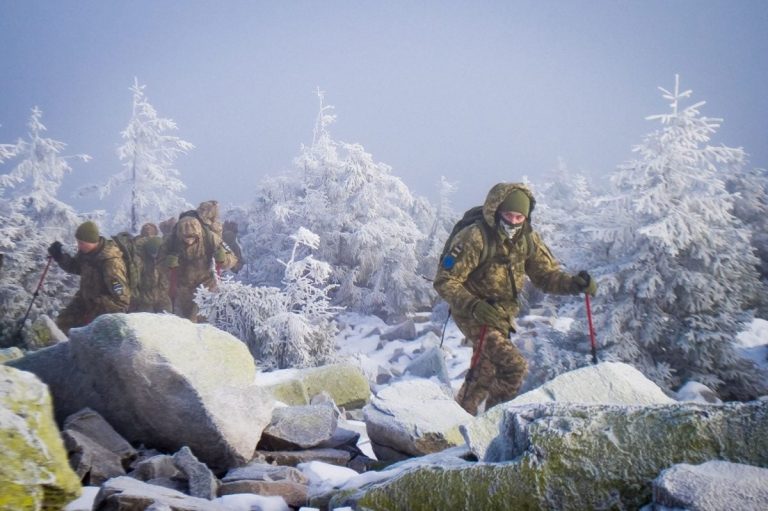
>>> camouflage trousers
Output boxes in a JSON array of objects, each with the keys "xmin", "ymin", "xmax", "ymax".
[
  {"xmin": 173, "ymin": 284, "xmax": 210, "ymax": 323},
  {"xmin": 56, "ymin": 297, "xmax": 96, "ymax": 336},
  {"xmin": 454, "ymin": 320, "xmax": 528, "ymax": 416}
]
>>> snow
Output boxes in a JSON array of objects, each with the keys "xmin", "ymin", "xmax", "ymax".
[
  {"xmin": 736, "ymin": 318, "xmax": 768, "ymax": 371},
  {"xmin": 298, "ymin": 460, "xmax": 360, "ymax": 495},
  {"xmin": 676, "ymin": 381, "xmax": 723, "ymax": 404},
  {"xmin": 214, "ymin": 494, "xmax": 289, "ymax": 511}
]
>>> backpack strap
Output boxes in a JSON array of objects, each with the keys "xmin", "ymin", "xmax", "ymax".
[{"xmin": 467, "ymin": 220, "xmax": 498, "ymax": 281}]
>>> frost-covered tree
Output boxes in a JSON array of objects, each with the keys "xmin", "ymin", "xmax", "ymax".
[
  {"xmin": 240, "ymin": 90, "xmax": 435, "ymax": 319},
  {"xmin": 725, "ymin": 166, "xmax": 768, "ymax": 297},
  {"xmin": 196, "ymin": 228, "xmax": 340, "ymax": 369},
  {"xmin": 587, "ymin": 76, "xmax": 765, "ymax": 399},
  {"xmin": 81, "ymin": 79, "xmax": 193, "ymax": 233},
  {"xmin": 534, "ymin": 158, "xmax": 597, "ymax": 269},
  {"xmin": 0, "ymin": 108, "xmax": 88, "ymax": 344},
  {"xmin": 416, "ymin": 176, "xmax": 458, "ymax": 280},
  {"xmin": 527, "ymin": 160, "xmax": 601, "ymax": 317}
]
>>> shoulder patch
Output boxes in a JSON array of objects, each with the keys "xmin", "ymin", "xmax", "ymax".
[
  {"xmin": 442, "ymin": 254, "xmax": 456, "ymax": 270},
  {"xmin": 111, "ymin": 280, "xmax": 125, "ymax": 296}
]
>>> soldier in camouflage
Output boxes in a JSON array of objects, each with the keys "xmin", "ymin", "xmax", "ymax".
[
  {"xmin": 166, "ymin": 214, "xmax": 238, "ymax": 322},
  {"xmin": 47, "ymin": 221, "xmax": 131, "ymax": 335},
  {"xmin": 434, "ymin": 183, "xmax": 597, "ymax": 415},
  {"xmin": 131, "ymin": 236, "xmax": 171, "ymax": 313}
]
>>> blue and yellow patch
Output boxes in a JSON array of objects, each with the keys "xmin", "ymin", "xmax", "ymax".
[{"xmin": 112, "ymin": 280, "xmax": 124, "ymax": 295}]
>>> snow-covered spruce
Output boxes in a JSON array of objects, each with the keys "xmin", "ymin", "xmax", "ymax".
[
  {"xmin": 0, "ymin": 107, "xmax": 88, "ymax": 345},
  {"xmin": 585, "ymin": 75, "xmax": 765, "ymax": 399},
  {"xmin": 77, "ymin": 78, "xmax": 193, "ymax": 234},
  {"xmin": 233, "ymin": 90, "xmax": 441, "ymax": 320}
]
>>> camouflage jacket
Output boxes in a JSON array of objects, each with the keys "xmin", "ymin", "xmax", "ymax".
[
  {"xmin": 57, "ymin": 238, "xmax": 131, "ymax": 314},
  {"xmin": 173, "ymin": 216, "xmax": 238, "ymax": 292},
  {"xmin": 133, "ymin": 237, "xmax": 171, "ymax": 311},
  {"xmin": 433, "ymin": 183, "xmax": 577, "ymax": 331}
]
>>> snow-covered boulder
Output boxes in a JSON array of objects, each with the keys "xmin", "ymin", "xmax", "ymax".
[
  {"xmin": 676, "ymin": 381, "xmax": 723, "ymax": 404},
  {"xmin": 380, "ymin": 320, "xmax": 417, "ymax": 341},
  {"xmin": 10, "ymin": 313, "xmax": 274, "ymax": 471},
  {"xmin": 652, "ymin": 460, "xmax": 768, "ymax": 510},
  {"xmin": 0, "ymin": 365, "xmax": 81, "ymax": 509},
  {"xmin": 341, "ymin": 400, "xmax": 768, "ymax": 510},
  {"xmin": 256, "ymin": 363, "xmax": 370, "ymax": 409},
  {"xmin": 363, "ymin": 379, "xmax": 473, "ymax": 460},
  {"xmin": 404, "ymin": 346, "xmax": 451, "ymax": 385},
  {"xmin": 463, "ymin": 361, "xmax": 674, "ymax": 460}
]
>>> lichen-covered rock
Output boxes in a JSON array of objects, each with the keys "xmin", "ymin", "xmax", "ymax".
[
  {"xmin": 363, "ymin": 379, "xmax": 472, "ymax": 460},
  {"xmin": 343, "ymin": 400, "xmax": 768, "ymax": 510},
  {"xmin": 463, "ymin": 361, "xmax": 674, "ymax": 460},
  {"xmin": 25, "ymin": 314, "xmax": 67, "ymax": 351},
  {"xmin": 0, "ymin": 346, "xmax": 24, "ymax": 363},
  {"xmin": 0, "ymin": 365, "xmax": 81, "ymax": 510},
  {"xmin": 10, "ymin": 313, "xmax": 274, "ymax": 472},
  {"xmin": 257, "ymin": 363, "xmax": 370, "ymax": 409}
]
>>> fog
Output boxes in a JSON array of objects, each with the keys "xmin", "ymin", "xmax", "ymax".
[{"xmin": 2, "ymin": 0, "xmax": 767, "ymax": 213}]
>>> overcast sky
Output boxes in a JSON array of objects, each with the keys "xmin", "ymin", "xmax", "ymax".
[{"xmin": 2, "ymin": 1, "xmax": 767, "ymax": 214}]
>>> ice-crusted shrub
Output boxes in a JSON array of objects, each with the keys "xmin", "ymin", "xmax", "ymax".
[{"xmin": 197, "ymin": 228, "xmax": 341, "ymax": 369}]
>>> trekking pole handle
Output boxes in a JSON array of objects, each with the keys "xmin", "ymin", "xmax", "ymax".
[{"xmin": 585, "ymin": 293, "xmax": 598, "ymax": 364}]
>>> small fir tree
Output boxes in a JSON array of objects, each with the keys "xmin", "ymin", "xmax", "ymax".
[
  {"xmin": 587, "ymin": 76, "xmax": 765, "ymax": 399},
  {"xmin": 81, "ymin": 79, "xmax": 193, "ymax": 233}
]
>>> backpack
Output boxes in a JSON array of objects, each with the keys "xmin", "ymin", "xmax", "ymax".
[
  {"xmin": 112, "ymin": 232, "xmax": 142, "ymax": 297},
  {"xmin": 439, "ymin": 206, "xmax": 535, "ymax": 278}
]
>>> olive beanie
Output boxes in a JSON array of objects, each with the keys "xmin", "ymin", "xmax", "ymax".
[
  {"xmin": 75, "ymin": 221, "xmax": 100, "ymax": 243},
  {"xmin": 498, "ymin": 189, "xmax": 531, "ymax": 217}
]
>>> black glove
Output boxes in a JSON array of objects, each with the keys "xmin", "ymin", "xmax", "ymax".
[
  {"xmin": 48, "ymin": 241, "xmax": 64, "ymax": 262},
  {"xmin": 471, "ymin": 300, "xmax": 509, "ymax": 332},
  {"xmin": 572, "ymin": 270, "xmax": 597, "ymax": 296}
]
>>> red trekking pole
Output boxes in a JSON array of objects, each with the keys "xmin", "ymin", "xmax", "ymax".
[
  {"xmin": 14, "ymin": 256, "xmax": 53, "ymax": 342},
  {"xmin": 584, "ymin": 293, "xmax": 598, "ymax": 364}
]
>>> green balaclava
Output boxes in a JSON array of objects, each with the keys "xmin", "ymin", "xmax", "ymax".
[
  {"xmin": 75, "ymin": 221, "xmax": 100, "ymax": 243},
  {"xmin": 498, "ymin": 189, "xmax": 531, "ymax": 217}
]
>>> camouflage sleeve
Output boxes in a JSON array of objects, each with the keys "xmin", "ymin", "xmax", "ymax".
[
  {"xmin": 214, "ymin": 235, "xmax": 239, "ymax": 271},
  {"xmin": 525, "ymin": 232, "xmax": 577, "ymax": 295},
  {"xmin": 433, "ymin": 225, "xmax": 485, "ymax": 313},
  {"xmin": 57, "ymin": 252, "xmax": 82, "ymax": 275},
  {"xmin": 95, "ymin": 256, "xmax": 131, "ymax": 312}
]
